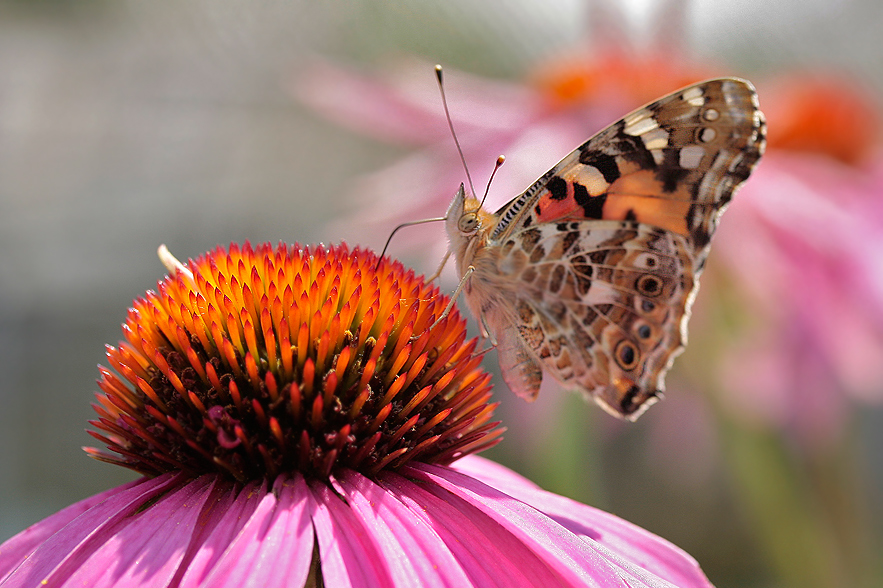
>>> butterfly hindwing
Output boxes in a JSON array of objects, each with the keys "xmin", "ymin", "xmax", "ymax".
[{"xmin": 494, "ymin": 220, "xmax": 695, "ymax": 418}]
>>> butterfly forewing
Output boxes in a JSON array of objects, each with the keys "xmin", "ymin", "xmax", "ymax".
[
  {"xmin": 449, "ymin": 78, "xmax": 766, "ymax": 420},
  {"xmin": 493, "ymin": 79, "xmax": 763, "ymax": 258}
]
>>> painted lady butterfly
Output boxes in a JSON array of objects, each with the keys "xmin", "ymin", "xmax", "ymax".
[{"xmin": 445, "ymin": 78, "xmax": 766, "ymax": 420}]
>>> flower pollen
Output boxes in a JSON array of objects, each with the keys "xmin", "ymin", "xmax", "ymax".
[{"xmin": 86, "ymin": 242, "xmax": 502, "ymax": 483}]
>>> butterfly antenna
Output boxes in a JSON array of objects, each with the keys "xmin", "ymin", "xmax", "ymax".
[
  {"xmin": 435, "ymin": 65, "xmax": 477, "ymax": 200},
  {"xmin": 479, "ymin": 155, "xmax": 505, "ymax": 209},
  {"xmin": 376, "ymin": 216, "xmax": 446, "ymax": 269},
  {"xmin": 375, "ymin": 65, "xmax": 480, "ymax": 271}
]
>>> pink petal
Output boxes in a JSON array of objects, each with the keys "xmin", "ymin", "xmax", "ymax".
[
  {"xmin": 450, "ymin": 454, "xmax": 542, "ymax": 490},
  {"xmin": 417, "ymin": 458, "xmax": 713, "ymax": 588},
  {"xmin": 296, "ymin": 59, "xmax": 448, "ymax": 145},
  {"xmin": 58, "ymin": 476, "xmax": 218, "ymax": 587},
  {"xmin": 295, "ymin": 59, "xmax": 538, "ymax": 146},
  {"xmin": 175, "ymin": 479, "xmax": 268, "ymax": 587},
  {"xmin": 375, "ymin": 469, "xmax": 574, "ymax": 587},
  {"xmin": 2, "ymin": 460, "xmax": 716, "ymax": 587},
  {"xmin": 718, "ymin": 151, "xmax": 883, "ymax": 416},
  {"xmin": 308, "ymin": 478, "xmax": 392, "ymax": 588},
  {"xmin": 333, "ymin": 469, "xmax": 474, "ymax": 587},
  {"xmin": 0, "ymin": 477, "xmax": 148, "ymax": 581},
  {"xmin": 191, "ymin": 475, "xmax": 313, "ymax": 588},
  {"xmin": 1, "ymin": 473, "xmax": 184, "ymax": 587},
  {"xmin": 410, "ymin": 464, "xmax": 636, "ymax": 586}
]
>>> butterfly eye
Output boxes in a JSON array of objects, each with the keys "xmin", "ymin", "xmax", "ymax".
[
  {"xmin": 614, "ymin": 340, "xmax": 640, "ymax": 370},
  {"xmin": 458, "ymin": 213, "xmax": 480, "ymax": 234}
]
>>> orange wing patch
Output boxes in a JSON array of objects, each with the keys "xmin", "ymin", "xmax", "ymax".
[{"xmin": 604, "ymin": 170, "xmax": 692, "ymax": 237}]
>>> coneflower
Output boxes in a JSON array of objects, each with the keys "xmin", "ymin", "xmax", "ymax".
[{"xmin": 0, "ymin": 242, "xmax": 713, "ymax": 587}]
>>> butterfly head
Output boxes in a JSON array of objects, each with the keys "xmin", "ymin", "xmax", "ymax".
[
  {"xmin": 445, "ymin": 183, "xmax": 488, "ymax": 239},
  {"xmin": 458, "ymin": 211, "xmax": 481, "ymax": 235}
]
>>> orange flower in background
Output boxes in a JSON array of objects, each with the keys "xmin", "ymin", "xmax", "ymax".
[
  {"xmin": 530, "ymin": 51, "xmax": 712, "ymax": 110},
  {"xmin": 762, "ymin": 75, "xmax": 880, "ymax": 166}
]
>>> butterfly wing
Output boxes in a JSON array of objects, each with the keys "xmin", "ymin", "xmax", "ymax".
[
  {"xmin": 488, "ymin": 78, "xmax": 766, "ymax": 419},
  {"xmin": 492, "ymin": 221, "xmax": 696, "ymax": 418}
]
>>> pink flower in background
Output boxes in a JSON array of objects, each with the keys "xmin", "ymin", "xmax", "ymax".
[
  {"xmin": 296, "ymin": 52, "xmax": 714, "ymax": 257},
  {"xmin": 0, "ymin": 242, "xmax": 714, "ymax": 587},
  {"xmin": 297, "ymin": 58, "xmax": 544, "ymax": 258},
  {"xmin": 297, "ymin": 53, "xmax": 883, "ymax": 441},
  {"xmin": 713, "ymin": 76, "xmax": 883, "ymax": 442}
]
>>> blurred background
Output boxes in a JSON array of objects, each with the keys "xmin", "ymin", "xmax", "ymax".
[{"xmin": 1, "ymin": 1, "xmax": 882, "ymax": 586}]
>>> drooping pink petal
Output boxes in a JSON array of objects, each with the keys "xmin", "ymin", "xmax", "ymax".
[
  {"xmin": 1, "ymin": 473, "xmax": 183, "ymax": 587},
  {"xmin": 376, "ymin": 469, "xmax": 576, "ymax": 587},
  {"xmin": 333, "ymin": 469, "xmax": 478, "ymax": 587},
  {"xmin": 408, "ymin": 462, "xmax": 650, "ymax": 587},
  {"xmin": 14, "ymin": 475, "xmax": 212, "ymax": 587},
  {"xmin": 189, "ymin": 475, "xmax": 313, "ymax": 588},
  {"xmin": 450, "ymin": 453, "xmax": 543, "ymax": 490},
  {"xmin": 59, "ymin": 476, "xmax": 220, "ymax": 588},
  {"xmin": 175, "ymin": 479, "xmax": 267, "ymax": 587},
  {"xmin": 0, "ymin": 477, "xmax": 147, "ymax": 581},
  {"xmin": 308, "ymin": 478, "xmax": 393, "ymax": 588},
  {"xmin": 2, "ymin": 457, "xmax": 719, "ymax": 587},
  {"xmin": 439, "ymin": 456, "xmax": 714, "ymax": 588}
]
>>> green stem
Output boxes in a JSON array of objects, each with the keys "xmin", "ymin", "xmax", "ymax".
[{"xmin": 718, "ymin": 415, "xmax": 872, "ymax": 588}]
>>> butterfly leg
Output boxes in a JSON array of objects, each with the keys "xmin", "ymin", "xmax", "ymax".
[
  {"xmin": 412, "ymin": 265, "xmax": 474, "ymax": 340},
  {"xmin": 424, "ymin": 249, "xmax": 452, "ymax": 283},
  {"xmin": 478, "ymin": 312, "xmax": 497, "ymax": 345},
  {"xmin": 474, "ymin": 325, "xmax": 498, "ymax": 357}
]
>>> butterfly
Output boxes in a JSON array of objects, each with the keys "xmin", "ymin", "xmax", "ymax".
[{"xmin": 444, "ymin": 78, "xmax": 766, "ymax": 420}]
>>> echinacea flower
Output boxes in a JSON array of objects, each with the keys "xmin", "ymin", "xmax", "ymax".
[{"xmin": 0, "ymin": 242, "xmax": 714, "ymax": 587}]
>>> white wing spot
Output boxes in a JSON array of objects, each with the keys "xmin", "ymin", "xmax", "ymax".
[
  {"xmin": 624, "ymin": 109, "xmax": 649, "ymax": 126},
  {"xmin": 679, "ymin": 145, "xmax": 705, "ymax": 169},
  {"xmin": 727, "ymin": 153, "xmax": 746, "ymax": 173},
  {"xmin": 682, "ymin": 86, "xmax": 705, "ymax": 106},
  {"xmin": 700, "ymin": 127, "xmax": 717, "ymax": 142},
  {"xmin": 642, "ymin": 128, "xmax": 669, "ymax": 151},
  {"xmin": 702, "ymin": 108, "xmax": 720, "ymax": 122},
  {"xmin": 721, "ymin": 79, "xmax": 745, "ymax": 102},
  {"xmin": 564, "ymin": 166, "xmax": 609, "ymax": 196},
  {"xmin": 624, "ymin": 115, "xmax": 659, "ymax": 136}
]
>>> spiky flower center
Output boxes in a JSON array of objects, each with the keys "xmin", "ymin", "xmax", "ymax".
[{"xmin": 87, "ymin": 242, "xmax": 501, "ymax": 482}]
